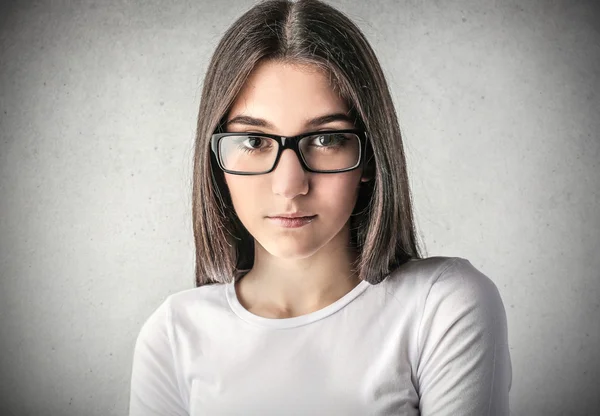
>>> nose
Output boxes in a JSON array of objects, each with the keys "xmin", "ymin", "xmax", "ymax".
[{"xmin": 271, "ymin": 149, "xmax": 309, "ymax": 199}]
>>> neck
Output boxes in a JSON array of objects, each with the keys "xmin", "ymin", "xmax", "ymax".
[{"xmin": 235, "ymin": 225, "xmax": 362, "ymax": 318}]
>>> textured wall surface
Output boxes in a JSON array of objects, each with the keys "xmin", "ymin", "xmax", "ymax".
[{"xmin": 1, "ymin": 0, "xmax": 598, "ymax": 415}]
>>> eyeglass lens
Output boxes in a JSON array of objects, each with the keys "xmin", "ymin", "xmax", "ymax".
[{"xmin": 218, "ymin": 133, "xmax": 361, "ymax": 173}]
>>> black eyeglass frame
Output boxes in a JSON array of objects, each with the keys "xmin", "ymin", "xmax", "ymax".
[{"xmin": 210, "ymin": 129, "xmax": 369, "ymax": 175}]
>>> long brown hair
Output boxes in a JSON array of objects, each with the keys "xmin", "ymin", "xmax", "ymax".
[{"xmin": 192, "ymin": 0, "xmax": 422, "ymax": 287}]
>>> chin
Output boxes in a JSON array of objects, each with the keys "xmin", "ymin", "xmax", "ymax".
[{"xmin": 258, "ymin": 237, "xmax": 325, "ymax": 260}]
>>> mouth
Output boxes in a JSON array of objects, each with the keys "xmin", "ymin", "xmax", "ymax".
[
  {"xmin": 266, "ymin": 215, "xmax": 317, "ymax": 228},
  {"xmin": 267, "ymin": 212, "xmax": 315, "ymax": 219}
]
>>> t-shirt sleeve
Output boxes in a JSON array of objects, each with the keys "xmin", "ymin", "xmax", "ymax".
[
  {"xmin": 129, "ymin": 296, "xmax": 188, "ymax": 416},
  {"xmin": 416, "ymin": 258, "xmax": 512, "ymax": 415}
]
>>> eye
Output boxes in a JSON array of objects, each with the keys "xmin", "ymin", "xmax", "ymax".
[
  {"xmin": 234, "ymin": 135, "xmax": 275, "ymax": 154},
  {"xmin": 312, "ymin": 133, "xmax": 346, "ymax": 147},
  {"xmin": 243, "ymin": 136, "xmax": 265, "ymax": 149}
]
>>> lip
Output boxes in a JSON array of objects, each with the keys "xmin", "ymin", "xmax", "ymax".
[
  {"xmin": 267, "ymin": 212, "xmax": 315, "ymax": 219},
  {"xmin": 267, "ymin": 215, "xmax": 317, "ymax": 228}
]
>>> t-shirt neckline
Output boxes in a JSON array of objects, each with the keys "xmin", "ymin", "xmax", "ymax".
[{"xmin": 225, "ymin": 278, "xmax": 371, "ymax": 329}]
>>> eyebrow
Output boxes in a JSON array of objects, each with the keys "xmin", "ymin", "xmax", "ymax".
[{"xmin": 225, "ymin": 112, "xmax": 354, "ymax": 129}]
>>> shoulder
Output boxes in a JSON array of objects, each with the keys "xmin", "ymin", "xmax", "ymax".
[
  {"xmin": 419, "ymin": 256, "xmax": 505, "ymax": 319},
  {"xmin": 382, "ymin": 256, "xmax": 503, "ymax": 308},
  {"xmin": 167, "ymin": 282, "xmax": 227, "ymax": 310},
  {"xmin": 136, "ymin": 283, "xmax": 228, "ymax": 341},
  {"xmin": 379, "ymin": 256, "xmax": 508, "ymax": 345},
  {"xmin": 389, "ymin": 256, "xmax": 509, "ymax": 354}
]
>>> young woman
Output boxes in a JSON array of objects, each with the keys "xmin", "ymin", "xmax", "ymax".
[{"xmin": 129, "ymin": 1, "xmax": 512, "ymax": 414}]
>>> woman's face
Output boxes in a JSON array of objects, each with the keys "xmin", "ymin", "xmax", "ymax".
[{"xmin": 224, "ymin": 60, "xmax": 366, "ymax": 259}]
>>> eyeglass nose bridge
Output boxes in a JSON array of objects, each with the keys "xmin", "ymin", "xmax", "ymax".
[
  {"xmin": 269, "ymin": 135, "xmax": 309, "ymax": 172},
  {"xmin": 279, "ymin": 136, "xmax": 301, "ymax": 150}
]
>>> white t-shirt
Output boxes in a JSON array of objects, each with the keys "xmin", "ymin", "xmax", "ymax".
[{"xmin": 129, "ymin": 256, "xmax": 512, "ymax": 415}]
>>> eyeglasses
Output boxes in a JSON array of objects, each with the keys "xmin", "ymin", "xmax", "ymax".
[{"xmin": 211, "ymin": 129, "xmax": 368, "ymax": 175}]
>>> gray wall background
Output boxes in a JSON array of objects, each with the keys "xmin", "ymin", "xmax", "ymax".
[{"xmin": 1, "ymin": 0, "xmax": 598, "ymax": 415}]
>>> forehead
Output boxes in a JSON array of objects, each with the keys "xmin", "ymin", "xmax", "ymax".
[{"xmin": 227, "ymin": 60, "xmax": 349, "ymax": 130}]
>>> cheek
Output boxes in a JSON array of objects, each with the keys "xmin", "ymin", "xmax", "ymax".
[
  {"xmin": 313, "ymin": 173, "xmax": 361, "ymax": 215},
  {"xmin": 225, "ymin": 176, "xmax": 244, "ymax": 205},
  {"xmin": 224, "ymin": 175, "xmax": 265, "ymax": 219}
]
